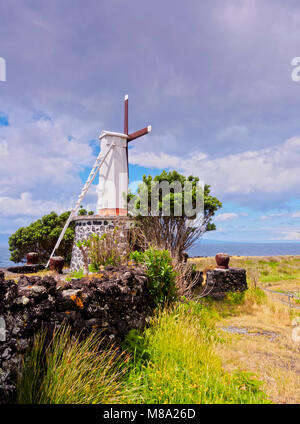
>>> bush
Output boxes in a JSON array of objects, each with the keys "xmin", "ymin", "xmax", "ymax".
[
  {"xmin": 130, "ymin": 248, "xmax": 177, "ymax": 306},
  {"xmin": 128, "ymin": 170, "xmax": 222, "ymax": 261},
  {"xmin": 9, "ymin": 207, "xmax": 93, "ymax": 264},
  {"xmin": 76, "ymin": 225, "xmax": 130, "ymax": 274}
]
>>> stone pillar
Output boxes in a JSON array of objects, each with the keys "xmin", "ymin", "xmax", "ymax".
[{"xmin": 205, "ymin": 268, "xmax": 247, "ymax": 299}]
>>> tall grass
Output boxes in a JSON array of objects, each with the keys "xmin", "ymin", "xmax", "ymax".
[
  {"xmin": 124, "ymin": 302, "xmax": 270, "ymax": 404},
  {"xmin": 16, "ymin": 287, "xmax": 271, "ymax": 403},
  {"xmin": 17, "ymin": 326, "xmax": 139, "ymax": 404}
]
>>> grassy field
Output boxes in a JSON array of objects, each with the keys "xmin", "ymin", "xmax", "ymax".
[
  {"xmin": 190, "ymin": 254, "xmax": 300, "ymax": 291},
  {"xmin": 189, "ymin": 255, "xmax": 300, "ymax": 404}
]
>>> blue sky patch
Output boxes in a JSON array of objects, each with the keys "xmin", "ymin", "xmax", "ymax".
[{"xmin": 0, "ymin": 112, "xmax": 9, "ymax": 126}]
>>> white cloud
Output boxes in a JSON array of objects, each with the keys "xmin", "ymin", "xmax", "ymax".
[
  {"xmin": 259, "ymin": 213, "xmax": 285, "ymax": 221},
  {"xmin": 0, "ymin": 192, "xmax": 69, "ymax": 217},
  {"xmin": 130, "ymin": 151, "xmax": 184, "ymax": 170},
  {"xmin": 277, "ymin": 231, "xmax": 300, "ymax": 241},
  {"xmin": 130, "ymin": 135, "xmax": 300, "ymax": 206},
  {"xmin": 0, "ymin": 112, "xmax": 98, "ymax": 200},
  {"xmin": 0, "ymin": 189, "xmax": 97, "ymax": 218},
  {"xmin": 291, "ymin": 211, "xmax": 300, "ymax": 218},
  {"xmin": 215, "ymin": 212, "xmax": 238, "ymax": 222}
]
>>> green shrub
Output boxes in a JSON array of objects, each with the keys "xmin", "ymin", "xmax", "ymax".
[
  {"xmin": 130, "ymin": 248, "xmax": 177, "ymax": 306},
  {"xmin": 9, "ymin": 207, "xmax": 93, "ymax": 263}
]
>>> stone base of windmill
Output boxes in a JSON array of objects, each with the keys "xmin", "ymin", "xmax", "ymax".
[{"xmin": 70, "ymin": 215, "xmax": 132, "ymax": 271}]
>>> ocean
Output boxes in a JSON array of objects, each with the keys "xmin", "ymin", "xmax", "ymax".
[
  {"xmin": 1, "ymin": 241, "xmax": 300, "ymax": 268},
  {"xmin": 0, "ymin": 245, "xmax": 24, "ymax": 268},
  {"xmin": 189, "ymin": 241, "xmax": 300, "ymax": 257}
]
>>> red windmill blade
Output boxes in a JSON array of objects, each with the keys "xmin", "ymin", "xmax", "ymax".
[{"xmin": 123, "ymin": 94, "xmax": 152, "ymax": 175}]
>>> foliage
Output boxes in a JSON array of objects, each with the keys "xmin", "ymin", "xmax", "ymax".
[
  {"xmin": 123, "ymin": 301, "xmax": 269, "ymax": 404},
  {"xmin": 225, "ymin": 291, "xmax": 246, "ymax": 305},
  {"xmin": 130, "ymin": 248, "xmax": 177, "ymax": 306},
  {"xmin": 9, "ymin": 206, "xmax": 93, "ymax": 264},
  {"xmin": 121, "ymin": 329, "xmax": 151, "ymax": 365},
  {"xmin": 128, "ymin": 170, "xmax": 222, "ymax": 260},
  {"xmin": 9, "ymin": 211, "xmax": 74, "ymax": 263},
  {"xmin": 76, "ymin": 224, "xmax": 130, "ymax": 274},
  {"xmin": 17, "ymin": 325, "xmax": 139, "ymax": 404},
  {"xmin": 65, "ymin": 268, "xmax": 85, "ymax": 281},
  {"xmin": 78, "ymin": 207, "xmax": 94, "ymax": 216}
]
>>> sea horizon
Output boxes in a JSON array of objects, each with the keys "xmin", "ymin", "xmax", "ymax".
[
  {"xmin": 189, "ymin": 240, "xmax": 300, "ymax": 258},
  {"xmin": 1, "ymin": 240, "xmax": 300, "ymax": 268}
]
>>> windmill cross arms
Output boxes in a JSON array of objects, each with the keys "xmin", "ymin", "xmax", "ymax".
[
  {"xmin": 128, "ymin": 125, "xmax": 152, "ymax": 142},
  {"xmin": 123, "ymin": 94, "xmax": 152, "ymax": 141}
]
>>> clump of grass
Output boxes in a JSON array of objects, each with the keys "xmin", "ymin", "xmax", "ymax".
[
  {"xmin": 124, "ymin": 302, "xmax": 269, "ymax": 404},
  {"xmin": 294, "ymin": 292, "xmax": 300, "ymax": 305},
  {"xmin": 17, "ymin": 326, "xmax": 139, "ymax": 404},
  {"xmin": 225, "ymin": 291, "xmax": 246, "ymax": 305},
  {"xmin": 244, "ymin": 286, "xmax": 267, "ymax": 305},
  {"xmin": 65, "ymin": 268, "xmax": 84, "ymax": 281}
]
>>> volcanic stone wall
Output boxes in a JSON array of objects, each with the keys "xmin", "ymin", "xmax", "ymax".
[
  {"xmin": 205, "ymin": 268, "xmax": 247, "ymax": 299},
  {"xmin": 0, "ymin": 265, "xmax": 152, "ymax": 403}
]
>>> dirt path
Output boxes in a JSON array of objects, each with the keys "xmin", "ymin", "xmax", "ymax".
[{"xmin": 215, "ymin": 297, "xmax": 300, "ymax": 404}]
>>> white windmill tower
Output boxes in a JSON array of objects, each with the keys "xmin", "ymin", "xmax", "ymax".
[
  {"xmin": 97, "ymin": 95, "xmax": 151, "ymax": 216},
  {"xmin": 47, "ymin": 95, "xmax": 151, "ymax": 269}
]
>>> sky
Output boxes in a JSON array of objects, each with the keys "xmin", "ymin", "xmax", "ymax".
[{"xmin": 1, "ymin": 0, "xmax": 300, "ymax": 243}]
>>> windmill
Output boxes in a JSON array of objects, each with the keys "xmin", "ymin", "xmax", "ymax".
[{"xmin": 47, "ymin": 95, "xmax": 151, "ymax": 267}]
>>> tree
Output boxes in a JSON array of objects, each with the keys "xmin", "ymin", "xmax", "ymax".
[
  {"xmin": 128, "ymin": 170, "xmax": 222, "ymax": 260},
  {"xmin": 9, "ymin": 206, "xmax": 93, "ymax": 263}
]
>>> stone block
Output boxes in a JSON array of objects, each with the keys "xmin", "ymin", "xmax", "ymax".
[{"xmin": 205, "ymin": 267, "xmax": 247, "ymax": 299}]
